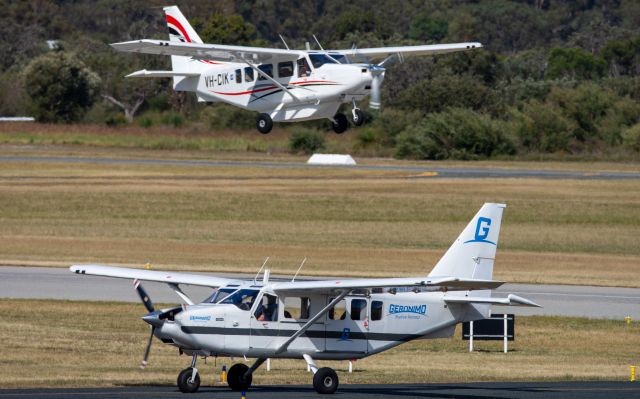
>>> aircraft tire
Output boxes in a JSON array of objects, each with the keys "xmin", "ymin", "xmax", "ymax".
[
  {"xmin": 352, "ymin": 109, "xmax": 364, "ymax": 126},
  {"xmin": 313, "ymin": 367, "xmax": 339, "ymax": 394},
  {"xmin": 256, "ymin": 113, "xmax": 273, "ymax": 134},
  {"xmin": 177, "ymin": 367, "xmax": 200, "ymax": 393},
  {"xmin": 227, "ymin": 363, "xmax": 252, "ymax": 391},
  {"xmin": 331, "ymin": 113, "xmax": 348, "ymax": 134}
]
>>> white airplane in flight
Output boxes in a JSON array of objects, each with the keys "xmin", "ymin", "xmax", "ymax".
[
  {"xmin": 111, "ymin": 6, "xmax": 482, "ymax": 134},
  {"xmin": 71, "ymin": 203, "xmax": 539, "ymax": 394}
]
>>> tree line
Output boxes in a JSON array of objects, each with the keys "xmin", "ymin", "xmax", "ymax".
[{"xmin": 1, "ymin": 0, "xmax": 639, "ymax": 159}]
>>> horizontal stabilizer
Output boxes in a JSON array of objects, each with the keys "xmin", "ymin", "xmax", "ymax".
[
  {"xmin": 444, "ymin": 293, "xmax": 541, "ymax": 307},
  {"xmin": 125, "ymin": 69, "xmax": 200, "ymax": 78}
]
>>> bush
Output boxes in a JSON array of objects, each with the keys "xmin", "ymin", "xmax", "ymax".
[
  {"xmin": 511, "ymin": 100, "xmax": 575, "ymax": 153},
  {"xmin": 546, "ymin": 48, "xmax": 607, "ymax": 80},
  {"xmin": 289, "ymin": 128, "xmax": 325, "ymax": 155},
  {"xmin": 395, "ymin": 108, "xmax": 516, "ymax": 160},
  {"xmin": 622, "ymin": 124, "xmax": 640, "ymax": 152},
  {"xmin": 201, "ymin": 104, "xmax": 256, "ymax": 130}
]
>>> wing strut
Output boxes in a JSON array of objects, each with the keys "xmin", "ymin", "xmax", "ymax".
[
  {"xmin": 274, "ymin": 290, "xmax": 350, "ymax": 354},
  {"xmin": 168, "ymin": 283, "xmax": 194, "ymax": 305}
]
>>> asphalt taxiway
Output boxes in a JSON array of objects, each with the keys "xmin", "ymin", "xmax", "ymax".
[
  {"xmin": 2, "ymin": 266, "xmax": 639, "ymax": 319},
  {"xmin": 1, "ymin": 382, "xmax": 639, "ymax": 399},
  {"xmin": 1, "ymin": 155, "xmax": 640, "ymax": 179}
]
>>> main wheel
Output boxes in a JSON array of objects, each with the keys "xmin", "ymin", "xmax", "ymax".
[
  {"xmin": 256, "ymin": 113, "xmax": 273, "ymax": 134},
  {"xmin": 331, "ymin": 113, "xmax": 348, "ymax": 134},
  {"xmin": 227, "ymin": 363, "xmax": 252, "ymax": 391},
  {"xmin": 177, "ymin": 367, "xmax": 200, "ymax": 393},
  {"xmin": 313, "ymin": 367, "xmax": 339, "ymax": 394},
  {"xmin": 352, "ymin": 109, "xmax": 364, "ymax": 126}
]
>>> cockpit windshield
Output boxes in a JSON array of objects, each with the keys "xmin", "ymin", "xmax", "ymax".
[
  {"xmin": 309, "ymin": 53, "xmax": 339, "ymax": 69},
  {"xmin": 219, "ymin": 289, "xmax": 260, "ymax": 311},
  {"xmin": 328, "ymin": 53, "xmax": 349, "ymax": 64},
  {"xmin": 202, "ymin": 288, "xmax": 236, "ymax": 304}
]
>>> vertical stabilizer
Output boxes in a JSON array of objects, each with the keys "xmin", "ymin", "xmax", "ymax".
[
  {"xmin": 428, "ymin": 203, "xmax": 506, "ymax": 281},
  {"xmin": 163, "ymin": 6, "xmax": 205, "ymax": 89}
]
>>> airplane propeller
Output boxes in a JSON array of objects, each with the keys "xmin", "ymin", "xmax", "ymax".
[{"xmin": 134, "ymin": 279, "xmax": 157, "ymax": 369}]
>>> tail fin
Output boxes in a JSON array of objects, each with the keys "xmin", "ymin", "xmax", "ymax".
[
  {"xmin": 163, "ymin": 6, "xmax": 205, "ymax": 89},
  {"xmin": 428, "ymin": 203, "xmax": 506, "ymax": 280},
  {"xmin": 164, "ymin": 6, "xmax": 203, "ymax": 44}
]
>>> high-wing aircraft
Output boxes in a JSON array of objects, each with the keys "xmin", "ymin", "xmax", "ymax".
[
  {"xmin": 111, "ymin": 6, "xmax": 483, "ymax": 134},
  {"xmin": 71, "ymin": 203, "xmax": 539, "ymax": 394}
]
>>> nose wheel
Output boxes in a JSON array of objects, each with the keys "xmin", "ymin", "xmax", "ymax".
[{"xmin": 177, "ymin": 367, "xmax": 200, "ymax": 393}]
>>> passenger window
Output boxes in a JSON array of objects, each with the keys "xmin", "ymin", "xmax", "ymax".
[
  {"xmin": 244, "ymin": 67, "xmax": 254, "ymax": 82},
  {"xmin": 258, "ymin": 64, "xmax": 273, "ymax": 80},
  {"xmin": 283, "ymin": 297, "xmax": 310, "ymax": 320},
  {"xmin": 371, "ymin": 300, "xmax": 383, "ymax": 321},
  {"xmin": 297, "ymin": 58, "xmax": 311, "ymax": 77},
  {"xmin": 254, "ymin": 294, "xmax": 278, "ymax": 322},
  {"xmin": 235, "ymin": 69, "xmax": 242, "ymax": 84},
  {"xmin": 351, "ymin": 299, "xmax": 367, "ymax": 321},
  {"xmin": 328, "ymin": 299, "xmax": 347, "ymax": 320},
  {"xmin": 278, "ymin": 61, "xmax": 293, "ymax": 78}
]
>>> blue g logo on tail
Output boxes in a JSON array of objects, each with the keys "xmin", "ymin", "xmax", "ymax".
[{"xmin": 464, "ymin": 217, "xmax": 496, "ymax": 245}]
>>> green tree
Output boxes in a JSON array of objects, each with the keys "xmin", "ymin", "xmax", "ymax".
[
  {"xmin": 200, "ymin": 13, "xmax": 259, "ymax": 45},
  {"xmin": 23, "ymin": 51, "xmax": 101, "ymax": 123},
  {"xmin": 409, "ymin": 14, "xmax": 448, "ymax": 42},
  {"xmin": 546, "ymin": 47, "xmax": 607, "ymax": 80}
]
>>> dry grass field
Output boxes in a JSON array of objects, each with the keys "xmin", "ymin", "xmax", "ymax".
[
  {"xmin": 0, "ymin": 299, "xmax": 636, "ymax": 388},
  {"xmin": 0, "ymin": 145, "xmax": 639, "ymax": 287}
]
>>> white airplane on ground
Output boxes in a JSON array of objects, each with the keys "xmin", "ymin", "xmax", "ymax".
[
  {"xmin": 71, "ymin": 203, "xmax": 540, "ymax": 394},
  {"xmin": 111, "ymin": 6, "xmax": 483, "ymax": 134}
]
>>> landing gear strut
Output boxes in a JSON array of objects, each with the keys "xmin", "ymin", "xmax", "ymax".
[
  {"xmin": 351, "ymin": 99, "xmax": 364, "ymax": 126},
  {"xmin": 331, "ymin": 113, "xmax": 348, "ymax": 134},
  {"xmin": 177, "ymin": 355, "xmax": 200, "ymax": 393}
]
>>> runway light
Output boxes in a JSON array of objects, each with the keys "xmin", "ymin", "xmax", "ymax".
[
  {"xmin": 145, "ymin": 262, "xmax": 152, "ymax": 270},
  {"xmin": 625, "ymin": 316, "xmax": 632, "ymax": 325},
  {"xmin": 241, "ymin": 390, "xmax": 247, "ymax": 399},
  {"xmin": 220, "ymin": 365, "xmax": 227, "ymax": 383},
  {"xmin": 631, "ymin": 365, "xmax": 636, "ymax": 382}
]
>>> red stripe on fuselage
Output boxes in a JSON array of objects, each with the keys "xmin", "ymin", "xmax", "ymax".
[
  {"xmin": 166, "ymin": 14, "xmax": 191, "ymax": 43},
  {"xmin": 210, "ymin": 81, "xmax": 339, "ymax": 96}
]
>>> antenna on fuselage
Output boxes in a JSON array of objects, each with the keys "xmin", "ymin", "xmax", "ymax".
[
  {"xmin": 291, "ymin": 257, "xmax": 307, "ymax": 282},
  {"xmin": 305, "ymin": 42, "xmax": 311, "ymax": 51},
  {"xmin": 312, "ymin": 35, "xmax": 324, "ymax": 51},
  {"xmin": 253, "ymin": 257, "xmax": 270, "ymax": 285},
  {"xmin": 279, "ymin": 34, "xmax": 290, "ymax": 50}
]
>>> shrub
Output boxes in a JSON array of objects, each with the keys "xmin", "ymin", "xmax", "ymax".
[
  {"xmin": 511, "ymin": 100, "xmax": 575, "ymax": 153},
  {"xmin": 289, "ymin": 128, "xmax": 325, "ymax": 155},
  {"xmin": 395, "ymin": 108, "xmax": 515, "ymax": 160},
  {"xmin": 622, "ymin": 124, "xmax": 640, "ymax": 152}
]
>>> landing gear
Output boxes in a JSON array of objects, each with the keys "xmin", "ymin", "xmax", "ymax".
[
  {"xmin": 177, "ymin": 354, "xmax": 200, "ymax": 393},
  {"xmin": 313, "ymin": 367, "xmax": 339, "ymax": 394},
  {"xmin": 256, "ymin": 113, "xmax": 273, "ymax": 134},
  {"xmin": 227, "ymin": 363, "xmax": 252, "ymax": 391},
  {"xmin": 352, "ymin": 108, "xmax": 364, "ymax": 126},
  {"xmin": 177, "ymin": 367, "xmax": 200, "ymax": 393},
  {"xmin": 331, "ymin": 113, "xmax": 348, "ymax": 134}
]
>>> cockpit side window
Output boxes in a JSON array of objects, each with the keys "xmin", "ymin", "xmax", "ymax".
[
  {"xmin": 220, "ymin": 289, "xmax": 260, "ymax": 310},
  {"xmin": 254, "ymin": 293, "xmax": 279, "ymax": 322},
  {"xmin": 309, "ymin": 53, "xmax": 338, "ymax": 69},
  {"xmin": 297, "ymin": 57, "xmax": 311, "ymax": 77}
]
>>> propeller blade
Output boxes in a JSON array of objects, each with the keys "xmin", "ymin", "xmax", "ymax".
[
  {"xmin": 370, "ymin": 74, "xmax": 382, "ymax": 110},
  {"xmin": 140, "ymin": 326, "xmax": 155, "ymax": 369},
  {"xmin": 134, "ymin": 279, "xmax": 154, "ymax": 313}
]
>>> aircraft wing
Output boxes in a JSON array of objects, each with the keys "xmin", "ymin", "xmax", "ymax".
[
  {"xmin": 111, "ymin": 39, "xmax": 301, "ymax": 63},
  {"xmin": 70, "ymin": 264, "xmax": 236, "ymax": 288},
  {"xmin": 337, "ymin": 42, "xmax": 482, "ymax": 62},
  {"xmin": 270, "ymin": 276, "xmax": 503, "ymax": 295}
]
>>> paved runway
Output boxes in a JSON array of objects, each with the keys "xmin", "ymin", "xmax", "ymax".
[
  {"xmin": 1, "ymin": 382, "xmax": 639, "ymax": 399},
  {"xmin": 1, "ymin": 155, "xmax": 639, "ymax": 179},
  {"xmin": 2, "ymin": 266, "xmax": 639, "ymax": 319}
]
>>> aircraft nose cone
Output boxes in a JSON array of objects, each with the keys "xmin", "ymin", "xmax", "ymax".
[{"xmin": 142, "ymin": 311, "xmax": 164, "ymax": 328}]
